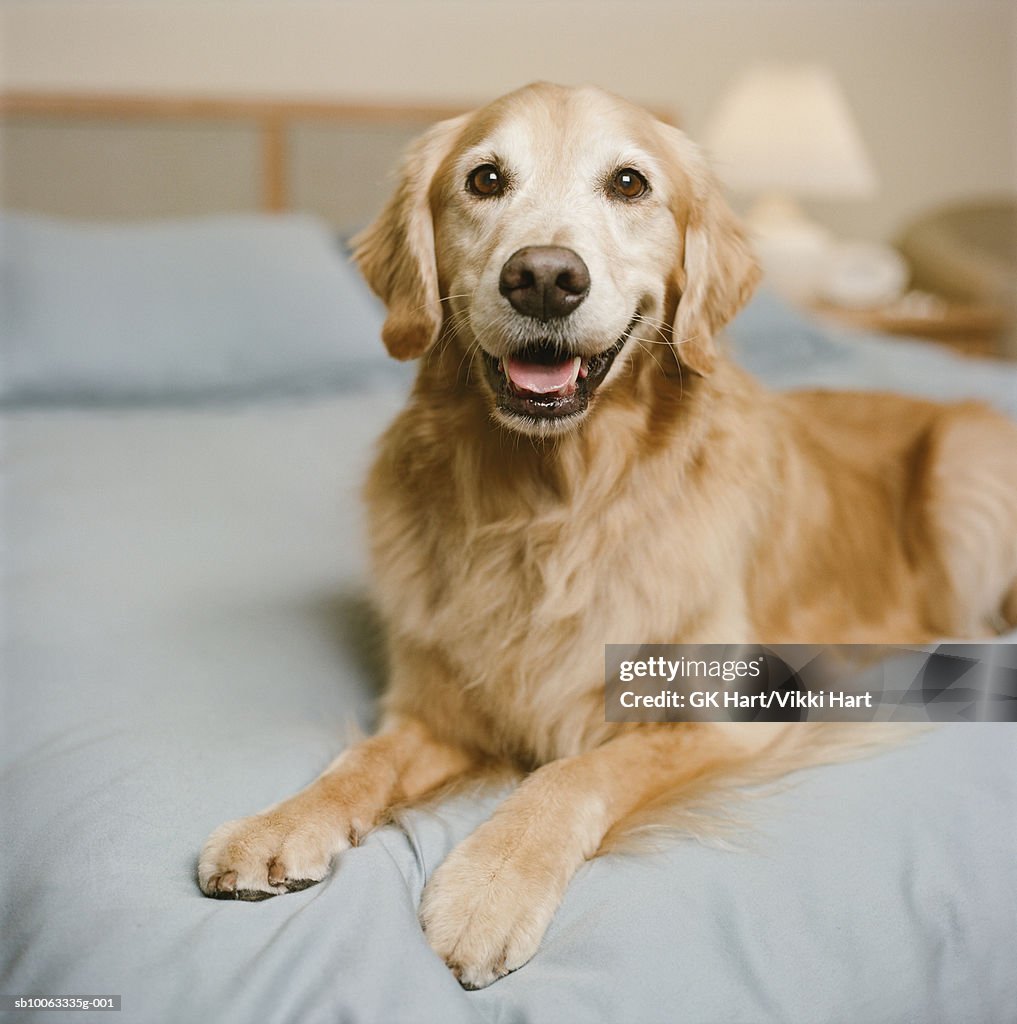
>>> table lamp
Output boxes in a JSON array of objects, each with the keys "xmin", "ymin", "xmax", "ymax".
[{"xmin": 704, "ymin": 64, "xmax": 879, "ymax": 302}]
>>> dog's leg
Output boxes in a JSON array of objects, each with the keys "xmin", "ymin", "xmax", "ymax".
[
  {"xmin": 1004, "ymin": 584, "xmax": 1017, "ymax": 630},
  {"xmin": 199, "ymin": 717, "xmax": 476, "ymax": 900},
  {"xmin": 913, "ymin": 404, "xmax": 1017, "ymax": 636},
  {"xmin": 420, "ymin": 722, "xmax": 777, "ymax": 989}
]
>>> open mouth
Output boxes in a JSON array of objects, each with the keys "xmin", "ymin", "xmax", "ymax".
[{"xmin": 481, "ymin": 318, "xmax": 635, "ymax": 422}]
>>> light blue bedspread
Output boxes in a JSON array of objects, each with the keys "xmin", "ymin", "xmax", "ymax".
[{"xmin": 3, "ymin": 252, "xmax": 1016, "ymax": 1023}]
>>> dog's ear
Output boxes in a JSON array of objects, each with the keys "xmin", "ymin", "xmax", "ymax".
[
  {"xmin": 664, "ymin": 129, "xmax": 760, "ymax": 377},
  {"xmin": 352, "ymin": 115, "xmax": 467, "ymax": 360}
]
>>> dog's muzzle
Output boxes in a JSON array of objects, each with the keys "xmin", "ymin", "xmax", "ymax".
[
  {"xmin": 480, "ymin": 322, "xmax": 635, "ymax": 423},
  {"xmin": 479, "ymin": 247, "xmax": 633, "ymax": 425}
]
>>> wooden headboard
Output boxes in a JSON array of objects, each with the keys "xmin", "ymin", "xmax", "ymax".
[
  {"xmin": 1, "ymin": 92, "xmax": 470, "ymax": 215},
  {"xmin": 0, "ymin": 91, "xmax": 678, "ymax": 229},
  {"xmin": 0, "ymin": 91, "xmax": 472, "ymax": 228}
]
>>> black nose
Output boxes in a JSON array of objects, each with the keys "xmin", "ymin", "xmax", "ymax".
[{"xmin": 498, "ymin": 246, "xmax": 591, "ymax": 320}]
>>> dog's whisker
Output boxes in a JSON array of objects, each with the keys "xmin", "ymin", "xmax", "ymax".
[
  {"xmin": 632, "ymin": 311, "xmax": 670, "ymax": 331},
  {"xmin": 465, "ymin": 341, "xmax": 485, "ymax": 383},
  {"xmin": 634, "ymin": 338, "xmax": 667, "ymax": 379},
  {"xmin": 628, "ymin": 335, "xmax": 674, "ymax": 346},
  {"xmin": 456, "ymin": 340, "xmax": 480, "ymax": 382}
]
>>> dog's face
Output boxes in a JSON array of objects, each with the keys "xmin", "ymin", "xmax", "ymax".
[{"xmin": 355, "ymin": 83, "xmax": 759, "ymax": 437}]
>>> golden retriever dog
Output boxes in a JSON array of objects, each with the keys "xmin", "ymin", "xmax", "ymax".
[{"xmin": 199, "ymin": 83, "xmax": 1017, "ymax": 989}]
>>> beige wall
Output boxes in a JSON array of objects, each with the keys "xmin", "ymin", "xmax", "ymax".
[{"xmin": 2, "ymin": 0, "xmax": 1015, "ymax": 241}]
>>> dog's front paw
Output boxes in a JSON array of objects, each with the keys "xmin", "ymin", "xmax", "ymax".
[
  {"xmin": 419, "ymin": 828, "xmax": 564, "ymax": 990},
  {"xmin": 198, "ymin": 808, "xmax": 348, "ymax": 901}
]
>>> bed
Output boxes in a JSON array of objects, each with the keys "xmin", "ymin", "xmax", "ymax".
[{"xmin": 2, "ymin": 99, "xmax": 1016, "ymax": 1024}]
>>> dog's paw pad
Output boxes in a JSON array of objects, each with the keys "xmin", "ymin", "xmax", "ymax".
[
  {"xmin": 232, "ymin": 888, "xmax": 277, "ymax": 902},
  {"xmin": 420, "ymin": 846, "xmax": 555, "ymax": 990},
  {"xmin": 280, "ymin": 878, "xmax": 320, "ymax": 893},
  {"xmin": 448, "ymin": 955, "xmax": 513, "ymax": 991},
  {"xmin": 198, "ymin": 814, "xmax": 338, "ymax": 900},
  {"xmin": 212, "ymin": 871, "xmax": 237, "ymax": 894}
]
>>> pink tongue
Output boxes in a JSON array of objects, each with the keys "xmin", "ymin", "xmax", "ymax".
[{"xmin": 506, "ymin": 357, "xmax": 575, "ymax": 395}]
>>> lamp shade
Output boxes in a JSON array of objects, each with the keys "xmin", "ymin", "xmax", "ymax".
[{"xmin": 704, "ymin": 64, "xmax": 878, "ymax": 199}]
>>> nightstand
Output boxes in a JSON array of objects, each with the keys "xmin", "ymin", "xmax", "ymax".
[{"xmin": 810, "ymin": 294, "xmax": 1011, "ymax": 359}]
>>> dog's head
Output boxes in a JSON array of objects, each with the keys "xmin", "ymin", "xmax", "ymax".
[{"xmin": 354, "ymin": 82, "xmax": 759, "ymax": 436}]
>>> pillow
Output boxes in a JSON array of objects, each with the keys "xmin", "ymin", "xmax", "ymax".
[
  {"xmin": 727, "ymin": 286, "xmax": 1017, "ymax": 419},
  {"xmin": 0, "ymin": 211, "xmax": 408, "ymax": 404}
]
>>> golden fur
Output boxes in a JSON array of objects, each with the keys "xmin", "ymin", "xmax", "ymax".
[{"xmin": 199, "ymin": 83, "xmax": 1017, "ymax": 990}]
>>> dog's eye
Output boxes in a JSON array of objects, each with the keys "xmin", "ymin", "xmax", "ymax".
[
  {"xmin": 611, "ymin": 168, "xmax": 649, "ymax": 200},
  {"xmin": 466, "ymin": 164, "xmax": 505, "ymax": 197}
]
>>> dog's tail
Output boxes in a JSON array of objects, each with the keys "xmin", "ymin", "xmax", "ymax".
[{"xmin": 598, "ymin": 722, "xmax": 925, "ymax": 854}]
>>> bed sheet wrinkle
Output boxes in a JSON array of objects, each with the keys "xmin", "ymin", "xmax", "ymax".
[{"xmin": 3, "ymin": 285, "xmax": 1017, "ymax": 1022}]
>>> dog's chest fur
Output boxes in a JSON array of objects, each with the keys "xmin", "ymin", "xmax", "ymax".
[{"xmin": 366, "ymin": 380, "xmax": 762, "ymax": 765}]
